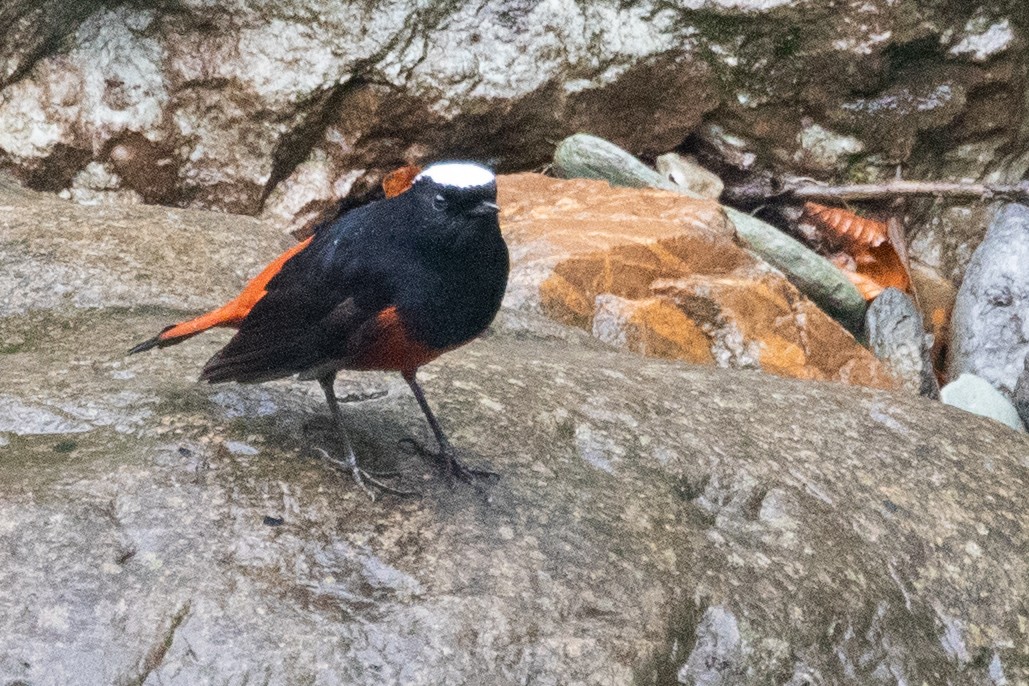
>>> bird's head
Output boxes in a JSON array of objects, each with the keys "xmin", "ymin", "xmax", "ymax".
[{"xmin": 407, "ymin": 162, "xmax": 500, "ymax": 247}]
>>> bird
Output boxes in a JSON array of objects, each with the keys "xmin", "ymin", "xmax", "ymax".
[{"xmin": 129, "ymin": 161, "xmax": 509, "ymax": 496}]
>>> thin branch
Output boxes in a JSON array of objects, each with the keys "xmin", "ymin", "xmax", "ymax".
[{"xmin": 783, "ymin": 179, "xmax": 1029, "ymax": 203}]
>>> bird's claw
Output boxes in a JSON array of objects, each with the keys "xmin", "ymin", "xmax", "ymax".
[
  {"xmin": 311, "ymin": 446, "xmax": 420, "ymax": 500},
  {"xmin": 397, "ymin": 438, "xmax": 499, "ymax": 486}
]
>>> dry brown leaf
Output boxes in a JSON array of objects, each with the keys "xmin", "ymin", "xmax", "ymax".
[
  {"xmin": 802, "ymin": 201, "xmax": 887, "ymax": 249},
  {"xmin": 802, "ymin": 202, "xmax": 911, "ymax": 301}
]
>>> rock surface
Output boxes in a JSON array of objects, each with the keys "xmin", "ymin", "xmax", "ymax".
[
  {"xmin": 1013, "ymin": 356, "xmax": 1029, "ymax": 431},
  {"xmin": 948, "ymin": 203, "xmax": 1029, "ymax": 398},
  {"xmin": 499, "ymin": 173, "xmax": 896, "ymax": 388},
  {"xmin": 0, "ymin": 171, "xmax": 895, "ymax": 389},
  {"xmin": 0, "ymin": 176, "xmax": 291, "ymax": 317},
  {"xmin": 656, "ymin": 152, "xmax": 723, "ymax": 200},
  {"xmin": 0, "ymin": 0, "xmax": 716, "ymax": 229},
  {"xmin": 2, "ymin": 180, "xmax": 1029, "ymax": 684},
  {"xmin": 865, "ymin": 288, "xmax": 939, "ymax": 398},
  {"xmin": 552, "ymin": 132, "xmax": 869, "ymax": 333},
  {"xmin": 940, "ymin": 373, "xmax": 1027, "ymax": 433},
  {"xmin": 1, "ymin": 0, "xmax": 1027, "ymax": 256},
  {"xmin": 0, "ymin": 0, "xmax": 104, "ymax": 88}
]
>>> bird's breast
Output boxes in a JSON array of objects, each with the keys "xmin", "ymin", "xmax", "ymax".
[{"xmin": 392, "ymin": 233, "xmax": 509, "ymax": 354}]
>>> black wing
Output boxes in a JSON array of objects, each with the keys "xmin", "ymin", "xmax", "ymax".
[{"xmin": 200, "ymin": 207, "xmax": 393, "ymax": 384}]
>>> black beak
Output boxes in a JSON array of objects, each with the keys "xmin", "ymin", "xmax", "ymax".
[{"xmin": 468, "ymin": 200, "xmax": 499, "ymax": 217}]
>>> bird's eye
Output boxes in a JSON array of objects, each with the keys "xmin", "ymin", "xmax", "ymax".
[{"xmin": 433, "ymin": 193, "xmax": 447, "ymax": 211}]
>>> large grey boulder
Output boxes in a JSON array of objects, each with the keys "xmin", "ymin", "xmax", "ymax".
[
  {"xmin": 949, "ymin": 203, "xmax": 1029, "ymax": 397},
  {"xmin": 0, "ymin": 1, "xmax": 1026, "ymax": 244},
  {"xmin": 3, "ymin": 305, "xmax": 1028, "ymax": 684},
  {"xmin": 2, "ymin": 176, "xmax": 1029, "ymax": 683}
]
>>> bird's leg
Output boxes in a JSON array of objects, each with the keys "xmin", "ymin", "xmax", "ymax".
[
  {"xmin": 318, "ymin": 374, "xmax": 416, "ymax": 499},
  {"xmin": 402, "ymin": 370, "xmax": 499, "ymax": 484}
]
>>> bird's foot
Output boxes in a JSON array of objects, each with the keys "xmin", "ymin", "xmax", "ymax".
[
  {"xmin": 311, "ymin": 446, "xmax": 419, "ymax": 500},
  {"xmin": 398, "ymin": 438, "xmax": 499, "ymax": 486}
]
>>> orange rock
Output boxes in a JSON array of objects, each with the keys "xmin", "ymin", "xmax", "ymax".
[
  {"xmin": 497, "ymin": 173, "xmax": 899, "ymax": 390},
  {"xmin": 592, "ymin": 295, "xmax": 715, "ymax": 364}
]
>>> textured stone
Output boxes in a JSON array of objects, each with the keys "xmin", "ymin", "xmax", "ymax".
[
  {"xmin": 865, "ymin": 288, "xmax": 939, "ymax": 398},
  {"xmin": 1, "ymin": 0, "xmax": 1026, "ymax": 258},
  {"xmin": 655, "ymin": 152, "xmax": 723, "ymax": 199},
  {"xmin": 0, "ymin": 0, "xmax": 717, "ymax": 226},
  {"xmin": 908, "ymin": 203, "xmax": 997, "ymax": 285},
  {"xmin": 0, "ymin": 0, "xmax": 106, "ymax": 87},
  {"xmin": 3, "ymin": 180, "xmax": 1029, "ymax": 683},
  {"xmin": 498, "ymin": 173, "xmax": 896, "ymax": 388},
  {"xmin": 941, "ymin": 373, "xmax": 1026, "ymax": 432},
  {"xmin": 0, "ymin": 176, "xmax": 290, "ymax": 317},
  {"xmin": 948, "ymin": 203, "xmax": 1029, "ymax": 397},
  {"xmin": 1015, "ymin": 356, "xmax": 1029, "ymax": 431},
  {"xmin": 552, "ymin": 133, "xmax": 868, "ymax": 333}
]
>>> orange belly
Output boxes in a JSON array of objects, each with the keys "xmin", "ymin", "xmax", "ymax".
[{"xmin": 349, "ymin": 306, "xmax": 450, "ymax": 374}]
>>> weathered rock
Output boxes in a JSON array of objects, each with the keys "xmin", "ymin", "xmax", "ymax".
[
  {"xmin": 0, "ymin": 0, "xmax": 106, "ymax": 88},
  {"xmin": 726, "ymin": 207, "xmax": 868, "ymax": 334},
  {"xmin": 0, "ymin": 1, "xmax": 717, "ymax": 224},
  {"xmin": 0, "ymin": 171, "xmax": 889, "ymax": 389},
  {"xmin": 865, "ymin": 288, "xmax": 939, "ymax": 398},
  {"xmin": 2, "ymin": 0, "xmax": 1027, "ymax": 259},
  {"xmin": 553, "ymin": 133, "xmax": 685, "ymax": 194},
  {"xmin": 791, "ymin": 119, "xmax": 866, "ymax": 174},
  {"xmin": 552, "ymin": 133, "xmax": 868, "ymax": 333},
  {"xmin": 655, "ymin": 152, "xmax": 723, "ymax": 200},
  {"xmin": 0, "ymin": 176, "xmax": 291, "ymax": 317},
  {"xmin": 948, "ymin": 203, "xmax": 1029, "ymax": 397},
  {"xmin": 908, "ymin": 203, "xmax": 998, "ymax": 285},
  {"xmin": 1015, "ymin": 356, "xmax": 1029, "ymax": 431},
  {"xmin": 940, "ymin": 373, "xmax": 1026, "ymax": 432},
  {"xmin": 499, "ymin": 173, "xmax": 895, "ymax": 389},
  {"xmin": 827, "ymin": 78, "xmax": 969, "ymax": 165},
  {"xmin": 4, "ymin": 178, "xmax": 1029, "ymax": 683},
  {"xmin": 5, "ymin": 217, "xmax": 1029, "ymax": 684}
]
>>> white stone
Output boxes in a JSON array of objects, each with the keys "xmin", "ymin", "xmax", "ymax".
[
  {"xmin": 941, "ymin": 374, "xmax": 1026, "ymax": 433},
  {"xmin": 948, "ymin": 18, "xmax": 1014, "ymax": 62}
]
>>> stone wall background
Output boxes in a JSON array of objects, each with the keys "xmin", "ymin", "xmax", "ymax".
[{"xmin": 0, "ymin": 0, "xmax": 1026, "ymax": 271}]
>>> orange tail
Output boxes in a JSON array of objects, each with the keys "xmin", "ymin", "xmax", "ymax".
[
  {"xmin": 130, "ymin": 164, "xmax": 421, "ymax": 355},
  {"xmin": 129, "ymin": 237, "xmax": 313, "ymax": 354}
]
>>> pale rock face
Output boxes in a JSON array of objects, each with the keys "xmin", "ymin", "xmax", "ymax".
[
  {"xmin": 1, "ymin": 0, "xmax": 1028, "ymax": 266},
  {"xmin": 792, "ymin": 121, "xmax": 865, "ymax": 173},
  {"xmin": 2, "ymin": 174, "xmax": 1029, "ymax": 684},
  {"xmin": 0, "ymin": 9, "xmax": 167, "ymax": 162},
  {"xmin": 949, "ymin": 203, "xmax": 1029, "ymax": 398},
  {"xmin": 947, "ymin": 16, "xmax": 1015, "ymax": 62}
]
